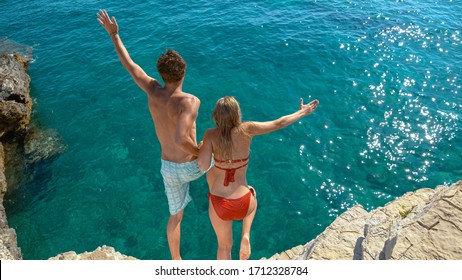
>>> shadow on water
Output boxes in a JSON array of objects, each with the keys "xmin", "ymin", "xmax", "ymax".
[
  {"xmin": 4, "ymin": 156, "xmax": 57, "ymax": 214},
  {"xmin": 3, "ymin": 124, "xmax": 67, "ymax": 214}
]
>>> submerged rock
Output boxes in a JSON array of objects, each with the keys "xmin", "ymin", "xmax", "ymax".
[
  {"xmin": 24, "ymin": 125, "xmax": 67, "ymax": 165},
  {"xmin": 0, "ymin": 124, "xmax": 67, "ymax": 195},
  {"xmin": 267, "ymin": 180, "xmax": 462, "ymax": 260}
]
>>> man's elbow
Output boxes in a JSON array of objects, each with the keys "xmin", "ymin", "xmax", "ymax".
[{"xmin": 198, "ymin": 161, "xmax": 208, "ymax": 172}]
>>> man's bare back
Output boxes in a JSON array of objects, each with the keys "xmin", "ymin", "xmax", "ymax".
[{"xmin": 147, "ymin": 84, "xmax": 200, "ymax": 163}]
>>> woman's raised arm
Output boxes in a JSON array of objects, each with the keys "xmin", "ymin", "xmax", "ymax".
[{"xmin": 246, "ymin": 99, "xmax": 319, "ymax": 136}]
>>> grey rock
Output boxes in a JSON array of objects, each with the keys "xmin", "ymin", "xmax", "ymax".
[
  {"xmin": 0, "ymin": 203, "xmax": 22, "ymax": 260},
  {"xmin": 0, "ymin": 53, "xmax": 31, "ymax": 137},
  {"xmin": 268, "ymin": 180, "xmax": 462, "ymax": 260},
  {"xmin": 0, "ymin": 144, "xmax": 6, "ymax": 201},
  {"xmin": 49, "ymin": 245, "xmax": 137, "ymax": 260}
]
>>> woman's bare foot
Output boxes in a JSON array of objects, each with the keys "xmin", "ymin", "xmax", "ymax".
[{"xmin": 240, "ymin": 234, "xmax": 251, "ymax": 260}]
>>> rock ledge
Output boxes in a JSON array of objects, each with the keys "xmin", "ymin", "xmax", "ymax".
[
  {"xmin": 267, "ymin": 180, "xmax": 462, "ymax": 260},
  {"xmin": 49, "ymin": 246, "xmax": 137, "ymax": 260}
]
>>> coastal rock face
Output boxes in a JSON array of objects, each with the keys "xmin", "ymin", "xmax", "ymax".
[
  {"xmin": 0, "ymin": 52, "xmax": 29, "ymax": 260},
  {"xmin": 0, "ymin": 203, "xmax": 22, "ymax": 260},
  {"xmin": 268, "ymin": 180, "xmax": 462, "ymax": 260},
  {"xmin": 0, "ymin": 50, "xmax": 68, "ymax": 260},
  {"xmin": 0, "ymin": 144, "xmax": 19, "ymax": 260},
  {"xmin": 0, "ymin": 53, "xmax": 31, "ymax": 137},
  {"xmin": 0, "ymin": 144, "xmax": 6, "ymax": 201},
  {"xmin": 0, "ymin": 150, "xmax": 23, "ymax": 260},
  {"xmin": 49, "ymin": 246, "xmax": 137, "ymax": 260}
]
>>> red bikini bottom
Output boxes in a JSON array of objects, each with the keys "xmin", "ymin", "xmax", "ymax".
[{"xmin": 208, "ymin": 187, "xmax": 256, "ymax": 221}]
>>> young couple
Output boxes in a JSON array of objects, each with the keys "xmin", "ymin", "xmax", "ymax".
[{"xmin": 97, "ymin": 10, "xmax": 319, "ymax": 260}]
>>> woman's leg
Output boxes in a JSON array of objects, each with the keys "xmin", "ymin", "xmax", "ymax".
[
  {"xmin": 209, "ymin": 201, "xmax": 233, "ymax": 260},
  {"xmin": 240, "ymin": 189, "xmax": 257, "ymax": 260}
]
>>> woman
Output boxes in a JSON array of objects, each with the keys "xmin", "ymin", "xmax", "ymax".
[{"xmin": 198, "ymin": 96, "xmax": 319, "ymax": 260}]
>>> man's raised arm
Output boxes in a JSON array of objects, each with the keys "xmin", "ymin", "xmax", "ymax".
[{"xmin": 97, "ymin": 9, "xmax": 160, "ymax": 93}]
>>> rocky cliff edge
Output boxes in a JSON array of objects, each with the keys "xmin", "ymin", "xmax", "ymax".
[
  {"xmin": 267, "ymin": 180, "xmax": 462, "ymax": 260},
  {"xmin": 0, "ymin": 53, "xmax": 29, "ymax": 260}
]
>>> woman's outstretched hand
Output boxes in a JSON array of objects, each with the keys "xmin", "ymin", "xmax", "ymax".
[
  {"xmin": 299, "ymin": 99, "xmax": 319, "ymax": 116},
  {"xmin": 97, "ymin": 9, "xmax": 119, "ymax": 35}
]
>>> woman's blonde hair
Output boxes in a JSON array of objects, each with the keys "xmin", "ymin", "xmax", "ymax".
[{"xmin": 212, "ymin": 96, "xmax": 242, "ymax": 160}]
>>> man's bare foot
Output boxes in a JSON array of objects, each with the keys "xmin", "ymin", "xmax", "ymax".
[{"xmin": 240, "ymin": 234, "xmax": 251, "ymax": 260}]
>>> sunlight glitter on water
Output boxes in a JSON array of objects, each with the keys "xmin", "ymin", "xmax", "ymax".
[{"xmin": 337, "ymin": 14, "xmax": 461, "ymax": 185}]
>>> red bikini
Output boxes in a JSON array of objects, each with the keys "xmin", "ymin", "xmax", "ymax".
[{"xmin": 208, "ymin": 154, "xmax": 255, "ymax": 221}]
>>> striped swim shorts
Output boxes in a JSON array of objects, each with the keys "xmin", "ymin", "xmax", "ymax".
[{"xmin": 160, "ymin": 159, "xmax": 205, "ymax": 215}]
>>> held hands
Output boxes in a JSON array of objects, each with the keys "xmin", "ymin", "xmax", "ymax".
[
  {"xmin": 97, "ymin": 9, "xmax": 119, "ymax": 36},
  {"xmin": 299, "ymin": 98, "xmax": 319, "ymax": 116}
]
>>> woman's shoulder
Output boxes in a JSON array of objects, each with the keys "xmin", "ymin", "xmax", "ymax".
[
  {"xmin": 205, "ymin": 127, "xmax": 217, "ymax": 134},
  {"xmin": 239, "ymin": 122, "xmax": 255, "ymax": 135},
  {"xmin": 204, "ymin": 127, "xmax": 218, "ymax": 139}
]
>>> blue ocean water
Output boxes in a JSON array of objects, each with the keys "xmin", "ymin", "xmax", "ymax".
[{"xmin": 1, "ymin": 0, "xmax": 460, "ymax": 260}]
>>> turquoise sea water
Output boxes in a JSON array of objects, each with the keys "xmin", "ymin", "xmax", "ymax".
[{"xmin": 1, "ymin": 0, "xmax": 461, "ymax": 260}]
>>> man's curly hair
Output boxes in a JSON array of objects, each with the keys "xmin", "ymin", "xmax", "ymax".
[{"xmin": 156, "ymin": 49, "xmax": 186, "ymax": 83}]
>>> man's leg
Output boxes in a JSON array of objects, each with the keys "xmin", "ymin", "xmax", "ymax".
[
  {"xmin": 167, "ymin": 209, "xmax": 184, "ymax": 260},
  {"xmin": 162, "ymin": 160, "xmax": 200, "ymax": 260}
]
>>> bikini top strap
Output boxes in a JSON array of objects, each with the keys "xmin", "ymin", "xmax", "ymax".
[
  {"xmin": 214, "ymin": 153, "xmax": 250, "ymax": 164},
  {"xmin": 214, "ymin": 162, "xmax": 249, "ymax": 171}
]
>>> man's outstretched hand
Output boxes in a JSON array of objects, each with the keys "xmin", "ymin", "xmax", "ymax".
[{"xmin": 97, "ymin": 9, "xmax": 119, "ymax": 35}]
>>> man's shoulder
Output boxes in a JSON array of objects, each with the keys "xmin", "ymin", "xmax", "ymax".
[
  {"xmin": 151, "ymin": 78, "xmax": 162, "ymax": 88},
  {"xmin": 147, "ymin": 79, "xmax": 162, "ymax": 92},
  {"xmin": 178, "ymin": 93, "xmax": 200, "ymax": 109},
  {"xmin": 181, "ymin": 92, "xmax": 200, "ymax": 102},
  {"xmin": 146, "ymin": 81, "xmax": 164, "ymax": 99}
]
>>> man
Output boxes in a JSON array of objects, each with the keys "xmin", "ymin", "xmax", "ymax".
[{"xmin": 97, "ymin": 9, "xmax": 207, "ymax": 260}]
